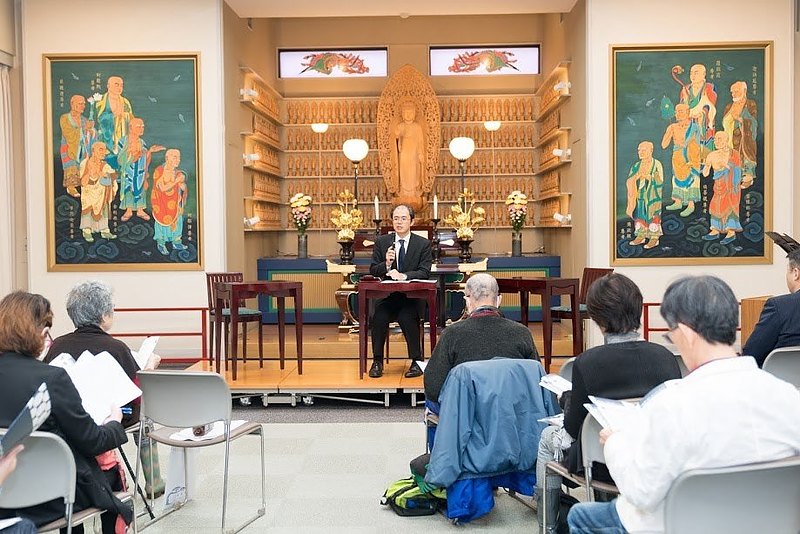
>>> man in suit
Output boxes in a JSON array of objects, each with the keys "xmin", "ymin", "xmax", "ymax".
[
  {"xmin": 368, "ymin": 204, "xmax": 432, "ymax": 378},
  {"xmin": 742, "ymin": 248, "xmax": 800, "ymax": 366}
]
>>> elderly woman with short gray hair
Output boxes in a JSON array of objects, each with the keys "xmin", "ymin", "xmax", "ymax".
[{"xmin": 44, "ymin": 280, "xmax": 165, "ymax": 498}]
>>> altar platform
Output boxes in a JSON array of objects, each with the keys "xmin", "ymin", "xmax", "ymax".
[{"xmin": 188, "ymin": 323, "xmax": 573, "ymax": 406}]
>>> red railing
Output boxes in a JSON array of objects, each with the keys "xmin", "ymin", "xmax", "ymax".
[{"xmin": 111, "ymin": 307, "xmax": 208, "ymax": 363}]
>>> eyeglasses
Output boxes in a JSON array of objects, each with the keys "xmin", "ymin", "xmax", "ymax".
[
  {"xmin": 43, "ymin": 328, "xmax": 54, "ymax": 349},
  {"xmin": 392, "ymin": 216, "xmax": 410, "ymax": 222}
]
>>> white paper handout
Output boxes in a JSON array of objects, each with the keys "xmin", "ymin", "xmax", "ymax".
[
  {"xmin": 539, "ymin": 374, "xmax": 572, "ymax": 396},
  {"xmin": 169, "ymin": 420, "xmax": 248, "ymax": 442},
  {"xmin": 49, "ymin": 350, "xmax": 142, "ymax": 424},
  {"xmin": 131, "ymin": 335, "xmax": 160, "ymax": 370},
  {"xmin": 583, "ymin": 395, "xmax": 641, "ymax": 431},
  {"xmin": 537, "ymin": 413, "xmax": 565, "ymax": 427}
]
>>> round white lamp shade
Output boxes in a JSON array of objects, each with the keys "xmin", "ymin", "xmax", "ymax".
[
  {"xmin": 311, "ymin": 123, "xmax": 329, "ymax": 133},
  {"xmin": 449, "ymin": 137, "xmax": 476, "ymax": 161},
  {"xmin": 342, "ymin": 138, "xmax": 369, "ymax": 162},
  {"xmin": 483, "ymin": 121, "xmax": 502, "ymax": 132}
]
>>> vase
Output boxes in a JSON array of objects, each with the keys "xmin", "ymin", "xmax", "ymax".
[
  {"xmin": 457, "ymin": 239, "xmax": 473, "ymax": 263},
  {"xmin": 338, "ymin": 240, "xmax": 355, "ymax": 265},
  {"xmin": 297, "ymin": 233, "xmax": 308, "ymax": 259},
  {"xmin": 511, "ymin": 231, "xmax": 522, "ymax": 257}
]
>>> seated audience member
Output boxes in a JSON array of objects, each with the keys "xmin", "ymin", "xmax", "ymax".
[
  {"xmin": 0, "ymin": 445, "xmax": 37, "ymax": 534},
  {"xmin": 369, "ymin": 204, "xmax": 432, "ymax": 379},
  {"xmin": 535, "ymin": 273, "xmax": 681, "ymax": 533},
  {"xmin": 424, "ymin": 273, "xmax": 539, "ymax": 403},
  {"xmin": 0, "ymin": 292, "xmax": 131, "ymax": 533},
  {"xmin": 742, "ymin": 248, "xmax": 800, "ymax": 366},
  {"xmin": 44, "ymin": 280, "xmax": 165, "ymax": 498},
  {"xmin": 568, "ymin": 275, "xmax": 800, "ymax": 534}
]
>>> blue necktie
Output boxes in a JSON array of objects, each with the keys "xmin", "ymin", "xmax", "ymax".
[{"xmin": 398, "ymin": 239, "xmax": 406, "ymax": 272}]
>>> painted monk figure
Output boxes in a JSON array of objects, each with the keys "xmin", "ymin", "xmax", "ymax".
[
  {"xmin": 626, "ymin": 141, "xmax": 664, "ymax": 250},
  {"xmin": 722, "ymin": 81, "xmax": 758, "ymax": 184},
  {"xmin": 661, "ymin": 103, "xmax": 702, "ymax": 217},
  {"xmin": 701, "ymin": 131, "xmax": 752, "ymax": 245},
  {"xmin": 93, "ymin": 75, "xmax": 134, "ymax": 170},
  {"xmin": 117, "ymin": 118, "xmax": 165, "ymax": 222},
  {"xmin": 59, "ymin": 95, "xmax": 94, "ymax": 197},
  {"xmin": 79, "ymin": 142, "xmax": 117, "ymax": 242},
  {"xmin": 151, "ymin": 148, "xmax": 188, "ymax": 256},
  {"xmin": 679, "ymin": 63, "xmax": 717, "ymax": 151}
]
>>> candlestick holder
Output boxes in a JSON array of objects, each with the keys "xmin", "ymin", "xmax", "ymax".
[
  {"xmin": 430, "ymin": 217, "xmax": 442, "ymax": 264},
  {"xmin": 373, "ymin": 218, "xmax": 382, "ymax": 237}
]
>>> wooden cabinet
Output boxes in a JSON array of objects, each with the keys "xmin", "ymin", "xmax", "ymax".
[
  {"xmin": 240, "ymin": 68, "xmax": 283, "ymax": 232},
  {"xmin": 532, "ymin": 61, "xmax": 572, "ymax": 228}
]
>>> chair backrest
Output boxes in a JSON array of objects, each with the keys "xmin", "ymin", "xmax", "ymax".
[
  {"xmin": 138, "ymin": 370, "xmax": 232, "ymax": 428},
  {"xmin": 578, "ymin": 268, "xmax": 614, "ymax": 305},
  {"xmin": 558, "ymin": 357, "xmax": 576, "ymax": 382},
  {"xmin": 205, "ymin": 272, "xmax": 244, "ymax": 310},
  {"xmin": 580, "ymin": 412, "xmax": 606, "ymax": 471},
  {"xmin": 763, "ymin": 346, "xmax": 800, "ymax": 388},
  {"xmin": 0, "ymin": 430, "xmax": 76, "ymax": 509},
  {"xmin": 664, "ymin": 455, "xmax": 800, "ymax": 534}
]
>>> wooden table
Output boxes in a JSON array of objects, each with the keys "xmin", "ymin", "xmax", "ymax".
[
  {"xmin": 496, "ymin": 277, "xmax": 581, "ymax": 372},
  {"xmin": 214, "ymin": 280, "xmax": 303, "ymax": 380},
  {"xmin": 356, "ymin": 280, "xmax": 438, "ymax": 379}
]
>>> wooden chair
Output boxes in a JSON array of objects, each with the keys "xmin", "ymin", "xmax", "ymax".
[
  {"xmin": 551, "ymin": 268, "xmax": 614, "ymax": 348},
  {"xmin": 205, "ymin": 272, "xmax": 263, "ymax": 367}
]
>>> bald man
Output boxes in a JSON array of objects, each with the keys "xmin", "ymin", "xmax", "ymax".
[
  {"xmin": 423, "ymin": 273, "xmax": 539, "ymax": 402},
  {"xmin": 59, "ymin": 94, "xmax": 94, "ymax": 197}
]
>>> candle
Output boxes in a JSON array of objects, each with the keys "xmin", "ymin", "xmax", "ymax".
[
  {"xmin": 433, "ymin": 195, "xmax": 438, "ymax": 219},
  {"xmin": 374, "ymin": 196, "xmax": 380, "ymax": 220}
]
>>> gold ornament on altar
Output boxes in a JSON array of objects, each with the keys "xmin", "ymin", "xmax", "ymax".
[
  {"xmin": 444, "ymin": 189, "xmax": 486, "ymax": 240},
  {"xmin": 329, "ymin": 189, "xmax": 363, "ymax": 241}
]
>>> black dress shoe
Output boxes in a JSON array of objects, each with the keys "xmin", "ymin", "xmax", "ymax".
[
  {"xmin": 368, "ymin": 360, "xmax": 384, "ymax": 378},
  {"xmin": 404, "ymin": 361, "xmax": 423, "ymax": 378}
]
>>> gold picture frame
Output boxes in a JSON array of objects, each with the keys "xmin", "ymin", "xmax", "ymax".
[
  {"xmin": 44, "ymin": 53, "xmax": 202, "ymax": 271},
  {"xmin": 610, "ymin": 42, "xmax": 772, "ymax": 266}
]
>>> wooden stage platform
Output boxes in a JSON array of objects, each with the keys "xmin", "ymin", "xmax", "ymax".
[{"xmin": 190, "ymin": 324, "xmax": 573, "ymax": 406}]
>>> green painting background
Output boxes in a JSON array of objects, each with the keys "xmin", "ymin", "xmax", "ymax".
[
  {"xmin": 613, "ymin": 45, "xmax": 767, "ymax": 261},
  {"xmin": 49, "ymin": 56, "xmax": 200, "ymax": 266}
]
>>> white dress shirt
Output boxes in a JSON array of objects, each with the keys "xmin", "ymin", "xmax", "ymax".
[{"xmin": 604, "ymin": 356, "xmax": 800, "ymax": 533}]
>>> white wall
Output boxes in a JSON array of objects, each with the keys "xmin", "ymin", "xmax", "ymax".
[
  {"xmin": 586, "ymin": 0, "xmax": 794, "ymax": 310},
  {"xmin": 20, "ymin": 0, "xmax": 226, "ymax": 356},
  {"xmin": 0, "ymin": 0, "xmax": 14, "ymax": 64}
]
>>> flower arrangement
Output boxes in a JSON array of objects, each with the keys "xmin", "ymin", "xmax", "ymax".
[
  {"xmin": 505, "ymin": 190, "xmax": 528, "ymax": 232},
  {"xmin": 86, "ymin": 92, "xmax": 102, "ymax": 120},
  {"xmin": 329, "ymin": 189, "xmax": 363, "ymax": 241},
  {"xmin": 443, "ymin": 189, "xmax": 486, "ymax": 240},
  {"xmin": 289, "ymin": 192, "xmax": 313, "ymax": 235}
]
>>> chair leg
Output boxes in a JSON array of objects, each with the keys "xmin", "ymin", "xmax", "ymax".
[
  {"xmin": 221, "ymin": 423, "xmax": 231, "ymax": 533},
  {"xmin": 385, "ymin": 334, "xmax": 390, "ymax": 364},
  {"xmin": 209, "ymin": 316, "xmax": 215, "ymax": 366},
  {"xmin": 258, "ymin": 319, "xmax": 264, "ymax": 368},
  {"xmin": 223, "ymin": 321, "xmax": 230, "ymax": 371},
  {"xmin": 242, "ymin": 322, "xmax": 248, "ymax": 361}
]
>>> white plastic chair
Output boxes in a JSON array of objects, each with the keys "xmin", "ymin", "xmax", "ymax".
[
  {"xmin": 134, "ymin": 370, "xmax": 265, "ymax": 534},
  {"xmin": 0, "ymin": 429, "xmax": 131, "ymax": 534},
  {"xmin": 558, "ymin": 357, "xmax": 576, "ymax": 381},
  {"xmin": 762, "ymin": 346, "xmax": 800, "ymax": 388},
  {"xmin": 664, "ymin": 455, "xmax": 800, "ymax": 534}
]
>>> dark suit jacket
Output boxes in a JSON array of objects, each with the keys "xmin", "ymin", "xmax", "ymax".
[
  {"xmin": 369, "ymin": 232, "xmax": 432, "ymax": 280},
  {"xmin": 742, "ymin": 291, "xmax": 800, "ymax": 367},
  {"xmin": 0, "ymin": 351, "xmax": 130, "ymax": 526}
]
